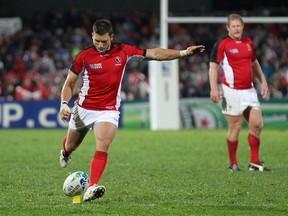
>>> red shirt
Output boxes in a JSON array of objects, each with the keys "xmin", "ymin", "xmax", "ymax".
[
  {"xmin": 70, "ymin": 43, "xmax": 146, "ymax": 110},
  {"xmin": 210, "ymin": 36, "xmax": 256, "ymax": 89}
]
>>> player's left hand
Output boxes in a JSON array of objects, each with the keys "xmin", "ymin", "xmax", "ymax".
[{"xmin": 261, "ymin": 84, "xmax": 269, "ymax": 99}]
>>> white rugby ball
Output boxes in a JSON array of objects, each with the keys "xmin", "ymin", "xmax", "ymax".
[{"xmin": 63, "ymin": 171, "xmax": 89, "ymax": 196}]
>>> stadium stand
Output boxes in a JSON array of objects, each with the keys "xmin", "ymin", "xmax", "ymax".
[{"xmin": 0, "ymin": 5, "xmax": 288, "ymax": 100}]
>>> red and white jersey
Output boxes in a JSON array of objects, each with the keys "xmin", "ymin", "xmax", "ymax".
[
  {"xmin": 70, "ymin": 43, "xmax": 146, "ymax": 110},
  {"xmin": 210, "ymin": 36, "xmax": 256, "ymax": 89}
]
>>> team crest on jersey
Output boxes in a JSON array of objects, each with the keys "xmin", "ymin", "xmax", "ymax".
[
  {"xmin": 115, "ymin": 56, "xmax": 121, "ymax": 63},
  {"xmin": 115, "ymin": 56, "xmax": 122, "ymax": 66},
  {"xmin": 90, "ymin": 63, "xmax": 102, "ymax": 69},
  {"xmin": 229, "ymin": 49, "xmax": 239, "ymax": 54}
]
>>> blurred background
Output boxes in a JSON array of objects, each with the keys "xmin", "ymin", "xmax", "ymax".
[{"xmin": 1, "ymin": 0, "xmax": 288, "ymax": 129}]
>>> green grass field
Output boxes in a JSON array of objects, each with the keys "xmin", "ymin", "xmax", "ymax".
[{"xmin": 0, "ymin": 128, "xmax": 287, "ymax": 216}]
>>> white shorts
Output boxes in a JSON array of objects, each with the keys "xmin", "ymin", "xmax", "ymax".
[
  {"xmin": 221, "ymin": 84, "xmax": 260, "ymax": 116},
  {"xmin": 68, "ymin": 104, "xmax": 120, "ymax": 132}
]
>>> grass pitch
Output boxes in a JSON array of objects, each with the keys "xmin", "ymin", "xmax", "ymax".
[{"xmin": 0, "ymin": 128, "xmax": 287, "ymax": 216}]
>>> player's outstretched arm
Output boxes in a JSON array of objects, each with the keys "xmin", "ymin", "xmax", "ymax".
[{"xmin": 145, "ymin": 45, "xmax": 205, "ymax": 61}]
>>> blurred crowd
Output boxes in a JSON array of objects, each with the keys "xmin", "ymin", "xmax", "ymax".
[{"xmin": 1, "ymin": 7, "xmax": 288, "ymax": 101}]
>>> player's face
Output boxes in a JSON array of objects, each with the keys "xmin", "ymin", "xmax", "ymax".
[
  {"xmin": 227, "ymin": 19, "xmax": 244, "ymax": 40},
  {"xmin": 92, "ymin": 32, "xmax": 114, "ymax": 54}
]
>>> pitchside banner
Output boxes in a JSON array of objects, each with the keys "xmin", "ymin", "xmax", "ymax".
[
  {"xmin": 0, "ymin": 99, "xmax": 287, "ymax": 129},
  {"xmin": 121, "ymin": 99, "xmax": 288, "ymax": 129},
  {"xmin": 0, "ymin": 100, "xmax": 124, "ymax": 129},
  {"xmin": 0, "ymin": 100, "xmax": 69, "ymax": 128}
]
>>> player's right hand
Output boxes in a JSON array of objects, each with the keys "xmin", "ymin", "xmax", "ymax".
[
  {"xmin": 60, "ymin": 102, "xmax": 73, "ymax": 122},
  {"xmin": 185, "ymin": 45, "xmax": 206, "ymax": 56},
  {"xmin": 210, "ymin": 89, "xmax": 220, "ymax": 103}
]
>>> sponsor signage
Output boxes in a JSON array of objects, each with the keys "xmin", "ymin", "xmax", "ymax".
[
  {"xmin": 1, "ymin": 99, "xmax": 287, "ymax": 129},
  {"xmin": 0, "ymin": 100, "xmax": 68, "ymax": 128}
]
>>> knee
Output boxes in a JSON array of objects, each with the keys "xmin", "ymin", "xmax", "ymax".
[
  {"xmin": 102, "ymin": 138, "xmax": 113, "ymax": 147},
  {"xmin": 248, "ymin": 119, "xmax": 263, "ymax": 137},
  {"xmin": 97, "ymin": 137, "xmax": 113, "ymax": 150},
  {"xmin": 250, "ymin": 119, "xmax": 263, "ymax": 132},
  {"xmin": 230, "ymin": 123, "xmax": 242, "ymax": 134},
  {"xmin": 228, "ymin": 126, "xmax": 241, "ymax": 140}
]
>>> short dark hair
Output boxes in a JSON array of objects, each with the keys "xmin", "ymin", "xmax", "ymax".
[{"xmin": 92, "ymin": 19, "xmax": 113, "ymax": 36}]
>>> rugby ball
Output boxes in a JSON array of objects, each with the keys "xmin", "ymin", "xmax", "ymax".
[{"xmin": 63, "ymin": 171, "xmax": 89, "ymax": 196}]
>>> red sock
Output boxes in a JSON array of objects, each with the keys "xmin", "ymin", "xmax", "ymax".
[
  {"xmin": 226, "ymin": 138, "xmax": 238, "ymax": 166},
  {"xmin": 62, "ymin": 136, "xmax": 69, "ymax": 156},
  {"xmin": 89, "ymin": 151, "xmax": 108, "ymax": 186},
  {"xmin": 248, "ymin": 133, "xmax": 260, "ymax": 163}
]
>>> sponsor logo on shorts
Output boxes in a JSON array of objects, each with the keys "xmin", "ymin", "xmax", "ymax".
[{"xmin": 105, "ymin": 106, "xmax": 114, "ymax": 109}]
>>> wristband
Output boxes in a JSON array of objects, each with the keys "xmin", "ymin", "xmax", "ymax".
[
  {"xmin": 180, "ymin": 50, "xmax": 187, "ymax": 57},
  {"xmin": 60, "ymin": 101, "xmax": 72, "ymax": 113}
]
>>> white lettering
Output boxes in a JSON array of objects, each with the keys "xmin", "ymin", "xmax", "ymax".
[
  {"xmin": 39, "ymin": 108, "xmax": 57, "ymax": 127},
  {"xmin": 2, "ymin": 103, "xmax": 23, "ymax": 128}
]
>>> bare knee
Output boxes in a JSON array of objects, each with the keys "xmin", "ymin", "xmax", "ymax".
[
  {"xmin": 247, "ymin": 108, "xmax": 263, "ymax": 136},
  {"xmin": 249, "ymin": 119, "xmax": 263, "ymax": 136},
  {"xmin": 226, "ymin": 115, "xmax": 243, "ymax": 141},
  {"xmin": 96, "ymin": 137, "xmax": 113, "ymax": 151},
  {"xmin": 227, "ymin": 125, "xmax": 242, "ymax": 141}
]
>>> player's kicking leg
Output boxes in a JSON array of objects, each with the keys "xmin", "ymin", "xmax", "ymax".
[{"xmin": 59, "ymin": 128, "xmax": 88, "ymax": 168}]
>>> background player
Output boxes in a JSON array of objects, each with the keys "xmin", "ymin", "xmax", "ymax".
[{"xmin": 209, "ymin": 14, "xmax": 271, "ymax": 172}]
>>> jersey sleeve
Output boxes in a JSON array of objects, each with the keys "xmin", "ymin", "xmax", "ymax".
[
  {"xmin": 210, "ymin": 41, "xmax": 224, "ymax": 64},
  {"xmin": 70, "ymin": 51, "xmax": 85, "ymax": 75},
  {"xmin": 122, "ymin": 44, "xmax": 146, "ymax": 58}
]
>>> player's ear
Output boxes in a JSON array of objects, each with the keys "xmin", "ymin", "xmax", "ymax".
[{"xmin": 110, "ymin": 34, "xmax": 114, "ymax": 41}]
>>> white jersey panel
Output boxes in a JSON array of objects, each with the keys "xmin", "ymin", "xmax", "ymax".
[
  {"xmin": 78, "ymin": 69, "xmax": 90, "ymax": 105},
  {"xmin": 222, "ymin": 53, "xmax": 235, "ymax": 88}
]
